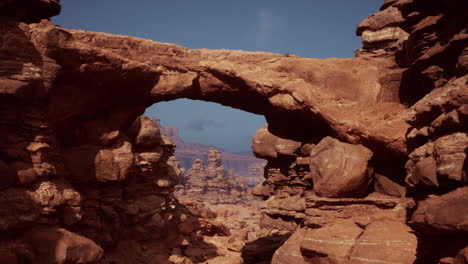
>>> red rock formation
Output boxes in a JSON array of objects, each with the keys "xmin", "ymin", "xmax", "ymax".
[
  {"xmin": 179, "ymin": 147, "xmax": 250, "ymax": 203},
  {"xmin": 245, "ymin": 160, "xmax": 267, "ymax": 189},
  {"xmin": 0, "ymin": 0, "xmax": 467, "ymax": 263},
  {"xmin": 175, "ymin": 149, "xmax": 263, "ymax": 264},
  {"xmin": 152, "ymin": 117, "xmax": 263, "ymax": 177},
  {"xmin": 309, "ymin": 137, "xmax": 373, "ymax": 198}
]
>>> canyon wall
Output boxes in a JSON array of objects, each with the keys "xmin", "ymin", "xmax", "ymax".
[{"xmin": 0, "ymin": 0, "xmax": 466, "ymax": 263}]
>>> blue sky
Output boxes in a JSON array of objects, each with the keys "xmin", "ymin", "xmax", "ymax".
[{"xmin": 53, "ymin": 0, "xmax": 382, "ymax": 152}]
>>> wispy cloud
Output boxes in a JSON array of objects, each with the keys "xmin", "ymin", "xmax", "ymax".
[
  {"xmin": 185, "ymin": 115, "xmax": 225, "ymax": 131},
  {"xmin": 256, "ymin": 8, "xmax": 274, "ymax": 45},
  {"xmin": 254, "ymin": 8, "xmax": 288, "ymax": 50}
]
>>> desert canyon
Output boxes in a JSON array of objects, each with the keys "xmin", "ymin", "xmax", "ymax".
[{"xmin": 0, "ymin": 0, "xmax": 467, "ymax": 263}]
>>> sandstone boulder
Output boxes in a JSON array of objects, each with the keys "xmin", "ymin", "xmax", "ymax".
[
  {"xmin": 429, "ymin": 110, "xmax": 462, "ymax": 136},
  {"xmin": 252, "ymin": 126, "xmax": 302, "ymax": 160},
  {"xmin": 406, "ymin": 157, "xmax": 439, "ymax": 187},
  {"xmin": 128, "ymin": 115, "xmax": 162, "ymax": 149},
  {"xmin": 309, "ymin": 137, "xmax": 373, "ymax": 198},
  {"xmin": 263, "ymin": 195, "xmax": 306, "ymax": 220},
  {"xmin": 356, "ymin": 6, "xmax": 404, "ymax": 35},
  {"xmin": 406, "ymin": 76, "xmax": 468, "ymax": 127},
  {"xmin": 374, "ymin": 173, "xmax": 406, "ymax": 197},
  {"xmin": 434, "ymin": 133, "xmax": 468, "ymax": 182},
  {"xmin": 410, "ymin": 187, "xmax": 468, "ymax": 233},
  {"xmin": 95, "ymin": 141, "xmax": 134, "ymax": 182},
  {"xmin": 406, "ymin": 132, "xmax": 468, "ymax": 187}
]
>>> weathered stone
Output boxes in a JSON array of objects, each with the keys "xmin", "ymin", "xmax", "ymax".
[
  {"xmin": 406, "ymin": 76, "xmax": 468, "ymax": 126},
  {"xmin": 357, "ymin": 7, "xmax": 404, "ymax": 35},
  {"xmin": 406, "ymin": 157, "xmax": 439, "ymax": 187},
  {"xmin": 410, "ymin": 187, "xmax": 468, "ymax": 233},
  {"xmin": 304, "ymin": 191, "xmax": 407, "ymax": 228},
  {"xmin": 129, "ymin": 115, "xmax": 162, "ymax": 149},
  {"xmin": 374, "ymin": 173, "xmax": 406, "ymax": 197},
  {"xmin": 63, "ymin": 140, "xmax": 134, "ymax": 182},
  {"xmin": 309, "ymin": 137, "xmax": 373, "ymax": 198},
  {"xmin": 271, "ymin": 228, "xmax": 307, "ymax": 264},
  {"xmin": 361, "ymin": 27, "xmax": 409, "ymax": 45},
  {"xmin": 252, "ymin": 126, "xmax": 301, "ymax": 160},
  {"xmin": 300, "ymin": 220, "xmax": 363, "ymax": 263},
  {"xmin": 349, "ymin": 220, "xmax": 417, "ymax": 264},
  {"xmin": 434, "ymin": 133, "xmax": 468, "ymax": 182},
  {"xmin": 95, "ymin": 141, "xmax": 134, "ymax": 182}
]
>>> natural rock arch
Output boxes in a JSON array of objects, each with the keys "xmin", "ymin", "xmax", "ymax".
[
  {"xmin": 1, "ymin": 0, "xmax": 468, "ymax": 262},
  {"xmin": 38, "ymin": 24, "xmax": 409, "ymax": 165}
]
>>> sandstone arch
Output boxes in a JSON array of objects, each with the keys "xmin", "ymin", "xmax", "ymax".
[
  {"xmin": 1, "ymin": 0, "xmax": 468, "ymax": 263},
  {"xmin": 33, "ymin": 22, "xmax": 410, "ymax": 164}
]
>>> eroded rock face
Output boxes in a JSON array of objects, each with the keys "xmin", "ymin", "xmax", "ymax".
[
  {"xmin": 280, "ymin": 192, "xmax": 418, "ymax": 263},
  {"xmin": 1, "ymin": 0, "xmax": 467, "ymax": 263},
  {"xmin": 348, "ymin": 220, "xmax": 417, "ymax": 264},
  {"xmin": 245, "ymin": 160, "xmax": 267, "ymax": 189},
  {"xmin": 410, "ymin": 187, "xmax": 468, "ymax": 234},
  {"xmin": 252, "ymin": 126, "xmax": 302, "ymax": 160},
  {"xmin": 309, "ymin": 137, "xmax": 373, "ymax": 198},
  {"xmin": 2, "ymin": 19, "xmax": 413, "ymax": 163},
  {"xmin": 179, "ymin": 148, "xmax": 250, "ymax": 204}
]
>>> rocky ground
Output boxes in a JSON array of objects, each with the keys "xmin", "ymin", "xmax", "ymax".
[
  {"xmin": 170, "ymin": 146, "xmax": 265, "ymax": 263},
  {"xmin": 170, "ymin": 194, "xmax": 262, "ymax": 264},
  {"xmin": 0, "ymin": 0, "xmax": 467, "ymax": 263}
]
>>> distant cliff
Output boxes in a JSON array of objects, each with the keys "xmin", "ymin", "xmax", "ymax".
[{"xmin": 152, "ymin": 117, "xmax": 262, "ymax": 176}]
